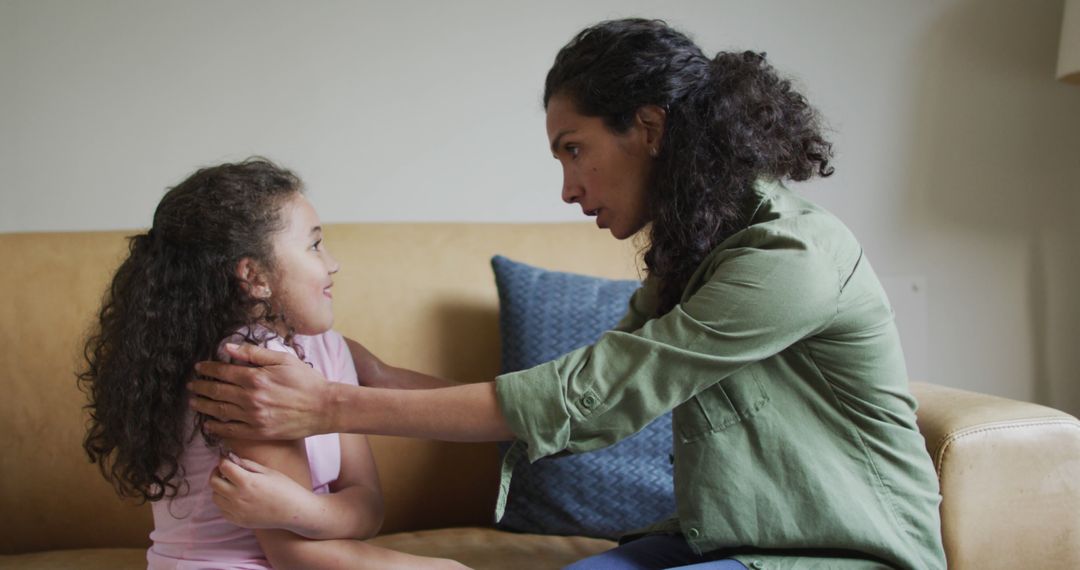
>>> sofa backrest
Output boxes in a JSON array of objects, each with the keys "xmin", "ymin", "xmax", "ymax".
[{"xmin": 0, "ymin": 223, "xmax": 641, "ymax": 554}]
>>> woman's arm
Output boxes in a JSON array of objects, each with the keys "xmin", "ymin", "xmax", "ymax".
[
  {"xmin": 324, "ymin": 381, "xmax": 514, "ymax": 441},
  {"xmin": 190, "ymin": 343, "xmax": 514, "ymax": 442}
]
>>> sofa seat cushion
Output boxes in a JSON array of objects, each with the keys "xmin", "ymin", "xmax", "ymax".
[
  {"xmin": 370, "ymin": 527, "xmax": 616, "ymax": 569},
  {"xmin": 0, "ymin": 528, "xmax": 615, "ymax": 570},
  {"xmin": 0, "ymin": 548, "xmax": 147, "ymax": 570}
]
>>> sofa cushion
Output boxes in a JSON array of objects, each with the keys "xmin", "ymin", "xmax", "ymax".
[
  {"xmin": 491, "ymin": 255, "xmax": 675, "ymax": 539},
  {"xmin": 0, "ymin": 548, "xmax": 147, "ymax": 570},
  {"xmin": 371, "ymin": 527, "xmax": 616, "ymax": 570},
  {"xmin": 0, "ymin": 529, "xmax": 616, "ymax": 570}
]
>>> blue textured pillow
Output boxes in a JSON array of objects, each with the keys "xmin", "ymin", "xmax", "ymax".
[{"xmin": 491, "ymin": 255, "xmax": 675, "ymax": 540}]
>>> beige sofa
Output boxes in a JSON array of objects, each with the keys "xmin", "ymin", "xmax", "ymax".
[{"xmin": 2, "ymin": 223, "xmax": 1079, "ymax": 569}]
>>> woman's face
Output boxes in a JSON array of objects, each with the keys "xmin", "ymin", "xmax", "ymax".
[
  {"xmin": 267, "ymin": 193, "xmax": 340, "ymax": 336},
  {"xmin": 546, "ymin": 94, "xmax": 659, "ymax": 240}
]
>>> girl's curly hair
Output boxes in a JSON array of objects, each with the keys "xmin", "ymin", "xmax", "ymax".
[
  {"xmin": 544, "ymin": 19, "xmax": 835, "ymax": 314},
  {"xmin": 78, "ymin": 158, "xmax": 303, "ymax": 502}
]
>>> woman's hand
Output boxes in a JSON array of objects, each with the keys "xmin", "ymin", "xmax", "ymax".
[
  {"xmin": 210, "ymin": 453, "xmax": 316, "ymax": 534},
  {"xmin": 190, "ymin": 343, "xmax": 334, "ymax": 440}
]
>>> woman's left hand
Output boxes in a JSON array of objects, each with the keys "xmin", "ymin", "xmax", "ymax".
[
  {"xmin": 210, "ymin": 453, "xmax": 315, "ymax": 533},
  {"xmin": 191, "ymin": 343, "xmax": 334, "ymax": 440}
]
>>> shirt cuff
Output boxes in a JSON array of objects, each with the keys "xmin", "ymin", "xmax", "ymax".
[{"xmin": 495, "ymin": 360, "xmax": 572, "ymax": 463}]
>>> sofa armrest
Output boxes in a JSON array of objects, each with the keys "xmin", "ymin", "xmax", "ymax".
[{"xmin": 910, "ymin": 382, "xmax": 1080, "ymax": 569}]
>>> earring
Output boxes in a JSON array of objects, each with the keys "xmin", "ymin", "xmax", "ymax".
[{"xmin": 649, "ymin": 147, "xmax": 659, "ymax": 157}]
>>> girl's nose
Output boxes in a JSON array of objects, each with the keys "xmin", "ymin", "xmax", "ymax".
[{"xmin": 326, "ymin": 250, "xmax": 340, "ymax": 274}]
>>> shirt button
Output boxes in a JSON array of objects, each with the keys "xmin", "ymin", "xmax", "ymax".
[
  {"xmin": 581, "ymin": 394, "xmax": 597, "ymax": 409},
  {"xmin": 686, "ymin": 527, "xmax": 700, "ymax": 539}
]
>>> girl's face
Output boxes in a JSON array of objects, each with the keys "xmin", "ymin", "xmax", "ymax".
[
  {"xmin": 545, "ymin": 93, "xmax": 659, "ymax": 240},
  {"xmin": 266, "ymin": 193, "xmax": 339, "ymax": 336}
]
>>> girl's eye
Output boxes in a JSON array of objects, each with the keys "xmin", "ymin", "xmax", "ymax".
[
  {"xmin": 565, "ymin": 145, "xmax": 580, "ymax": 159},
  {"xmin": 311, "ymin": 239, "xmax": 323, "ymax": 252}
]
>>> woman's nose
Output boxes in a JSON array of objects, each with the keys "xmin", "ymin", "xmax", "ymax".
[{"xmin": 561, "ymin": 173, "xmax": 582, "ymax": 204}]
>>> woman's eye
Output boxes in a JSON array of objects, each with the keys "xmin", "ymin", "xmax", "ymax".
[
  {"xmin": 311, "ymin": 239, "xmax": 323, "ymax": 251},
  {"xmin": 566, "ymin": 145, "xmax": 580, "ymax": 158}
]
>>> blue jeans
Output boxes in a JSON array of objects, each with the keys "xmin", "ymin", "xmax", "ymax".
[{"xmin": 564, "ymin": 534, "xmax": 748, "ymax": 570}]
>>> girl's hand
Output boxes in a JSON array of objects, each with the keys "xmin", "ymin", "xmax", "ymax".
[
  {"xmin": 210, "ymin": 453, "xmax": 315, "ymax": 534},
  {"xmin": 190, "ymin": 343, "xmax": 334, "ymax": 440}
]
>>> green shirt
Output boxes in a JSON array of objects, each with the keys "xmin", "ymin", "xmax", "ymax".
[{"xmin": 495, "ymin": 181, "xmax": 946, "ymax": 570}]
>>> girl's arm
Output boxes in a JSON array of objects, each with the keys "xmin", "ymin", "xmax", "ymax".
[
  {"xmin": 318, "ymin": 433, "xmax": 384, "ymax": 538},
  {"xmin": 289, "ymin": 432, "xmax": 384, "ymax": 540},
  {"xmin": 212, "ymin": 434, "xmax": 382, "ymax": 540},
  {"xmin": 345, "ymin": 337, "xmax": 459, "ymax": 390},
  {"xmin": 218, "ymin": 437, "xmax": 465, "ymax": 569}
]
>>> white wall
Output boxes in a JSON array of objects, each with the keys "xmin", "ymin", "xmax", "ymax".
[{"xmin": 4, "ymin": 0, "xmax": 1080, "ymax": 413}]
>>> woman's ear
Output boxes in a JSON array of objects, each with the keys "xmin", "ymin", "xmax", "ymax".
[
  {"xmin": 635, "ymin": 104, "xmax": 667, "ymax": 154},
  {"xmin": 236, "ymin": 258, "xmax": 272, "ymax": 299}
]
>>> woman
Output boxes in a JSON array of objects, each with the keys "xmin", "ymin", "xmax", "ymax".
[{"xmin": 190, "ymin": 19, "xmax": 946, "ymax": 570}]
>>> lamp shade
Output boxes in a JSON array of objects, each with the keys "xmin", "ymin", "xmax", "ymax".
[{"xmin": 1060, "ymin": 0, "xmax": 1080, "ymax": 84}]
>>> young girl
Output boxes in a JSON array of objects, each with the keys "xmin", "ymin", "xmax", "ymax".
[{"xmin": 79, "ymin": 158, "xmax": 467, "ymax": 570}]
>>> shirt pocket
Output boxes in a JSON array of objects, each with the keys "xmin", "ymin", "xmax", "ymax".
[{"xmin": 674, "ymin": 367, "xmax": 770, "ymax": 443}]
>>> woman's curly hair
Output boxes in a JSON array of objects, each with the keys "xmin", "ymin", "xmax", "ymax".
[
  {"xmin": 78, "ymin": 158, "xmax": 303, "ymax": 502},
  {"xmin": 544, "ymin": 19, "xmax": 834, "ymax": 314}
]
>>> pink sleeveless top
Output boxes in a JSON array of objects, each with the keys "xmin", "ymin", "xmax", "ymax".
[{"xmin": 147, "ymin": 330, "xmax": 359, "ymax": 570}]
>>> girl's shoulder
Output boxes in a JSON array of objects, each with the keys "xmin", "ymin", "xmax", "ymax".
[
  {"xmin": 293, "ymin": 328, "xmax": 346, "ymax": 351},
  {"xmin": 216, "ymin": 327, "xmax": 356, "ymax": 385},
  {"xmin": 218, "ymin": 326, "xmax": 296, "ymax": 361},
  {"xmin": 292, "ymin": 329, "xmax": 345, "ymax": 361},
  {"xmin": 293, "ymin": 330, "xmax": 359, "ymax": 387}
]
